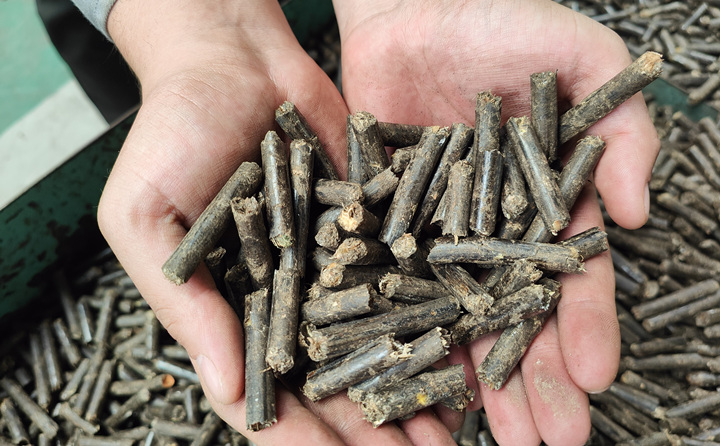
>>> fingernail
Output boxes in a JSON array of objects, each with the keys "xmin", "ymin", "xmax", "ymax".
[
  {"xmin": 195, "ymin": 354, "xmax": 226, "ymax": 404},
  {"xmin": 644, "ymin": 183, "xmax": 650, "ymax": 219}
]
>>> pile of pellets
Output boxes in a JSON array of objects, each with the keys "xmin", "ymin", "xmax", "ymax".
[
  {"xmin": 584, "ymin": 107, "xmax": 720, "ymax": 445},
  {"xmin": 559, "ymin": 0, "xmax": 720, "ymax": 109},
  {"xmin": 157, "ymin": 51, "xmax": 660, "ymax": 433}
]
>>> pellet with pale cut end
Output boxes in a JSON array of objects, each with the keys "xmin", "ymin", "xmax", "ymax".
[
  {"xmin": 507, "ymin": 116, "xmax": 569, "ymax": 235},
  {"xmin": 631, "ymin": 279, "xmax": 720, "ymax": 320},
  {"xmin": 361, "ymin": 168, "xmax": 400, "ymax": 207},
  {"xmin": 559, "ymin": 51, "xmax": 663, "ymax": 144},
  {"xmin": 442, "ymin": 160, "xmax": 474, "ymax": 240},
  {"xmin": 531, "ymin": 70, "xmax": 559, "ymax": 162},
  {"xmin": 360, "ymin": 364, "xmax": 469, "ymax": 428},
  {"xmin": 629, "ymin": 337, "xmax": 686, "ymax": 357},
  {"xmin": 243, "ymin": 289, "xmax": 276, "ymax": 430},
  {"xmin": 488, "ymin": 259, "xmax": 542, "ymax": 300},
  {"xmin": 332, "ymin": 236, "xmax": 393, "ymax": 266},
  {"xmin": 501, "ymin": 144, "xmax": 529, "ymax": 221},
  {"xmin": 162, "ymin": 162, "xmax": 262, "ymax": 284},
  {"xmin": 348, "ymin": 327, "xmax": 451, "ymax": 402},
  {"xmin": 351, "ymin": 111, "xmax": 390, "ymax": 177},
  {"xmin": 301, "ymin": 284, "xmax": 379, "ymax": 326},
  {"xmin": 379, "ymin": 126, "xmax": 450, "ymax": 246},
  {"xmin": 696, "ymin": 308, "xmax": 720, "ymax": 327},
  {"xmin": 302, "ymin": 334, "xmax": 409, "ymax": 401},
  {"xmin": 379, "ymin": 273, "xmax": 448, "ymax": 300},
  {"xmin": 429, "ymin": 235, "xmax": 585, "ymax": 273},
  {"xmin": 411, "ymin": 123, "xmax": 474, "ymax": 237},
  {"xmin": 266, "ymin": 270, "xmax": 301, "ymax": 375},
  {"xmin": 391, "ymin": 234, "xmax": 433, "ymax": 279},
  {"xmin": 451, "ymin": 281, "xmax": 557, "ymax": 345},
  {"xmin": 0, "ymin": 399, "xmax": 29, "ymax": 444},
  {"xmin": 261, "ymin": 131, "xmax": 296, "ymax": 248},
  {"xmin": 310, "ymin": 247, "xmax": 335, "ymax": 272},
  {"xmin": 314, "ymin": 222, "xmax": 346, "ymax": 251},
  {"xmin": 313, "ymin": 179, "xmax": 364, "ymax": 207},
  {"xmin": 642, "ymin": 290, "xmax": 720, "ymax": 332},
  {"xmin": 231, "ymin": 197, "xmax": 273, "ymax": 288},
  {"xmin": 274, "ymin": 101, "xmax": 337, "ymax": 180},
  {"xmin": 378, "ymin": 121, "xmax": 427, "ymax": 147},
  {"xmin": 303, "ymin": 296, "xmax": 461, "ymax": 362},
  {"xmin": 319, "ymin": 263, "xmax": 400, "ymax": 290},
  {"xmin": 150, "ymin": 419, "xmax": 202, "ymax": 440},
  {"xmin": 153, "ymin": 359, "xmax": 199, "ymax": 383},
  {"xmin": 470, "ymin": 92, "xmax": 503, "ymax": 236},
  {"xmin": 109, "ymin": 374, "xmax": 175, "ymax": 396},
  {"xmin": 0, "ymin": 377, "xmax": 59, "ymax": 439},
  {"xmin": 338, "ymin": 202, "xmax": 381, "ymax": 238},
  {"xmin": 430, "ymin": 263, "xmax": 494, "ymax": 316}
]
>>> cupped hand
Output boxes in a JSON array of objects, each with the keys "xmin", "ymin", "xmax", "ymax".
[
  {"xmin": 335, "ymin": 0, "xmax": 659, "ymax": 444},
  {"xmin": 97, "ymin": 0, "xmax": 455, "ymax": 443}
]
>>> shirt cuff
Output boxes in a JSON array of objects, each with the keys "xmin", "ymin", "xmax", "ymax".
[{"xmin": 70, "ymin": 0, "xmax": 119, "ymax": 40}]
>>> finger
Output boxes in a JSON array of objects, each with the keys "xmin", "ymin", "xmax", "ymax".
[
  {"xmin": 520, "ymin": 315, "xmax": 591, "ymax": 446},
  {"xmin": 560, "ymin": 20, "xmax": 659, "ymax": 229},
  {"xmin": 210, "ymin": 385, "xmax": 346, "ymax": 445},
  {"xmin": 397, "ymin": 409, "xmax": 457, "ymax": 446},
  {"xmin": 299, "ymin": 392, "xmax": 414, "ymax": 446},
  {"xmin": 556, "ymin": 184, "xmax": 619, "ymax": 393},
  {"xmin": 467, "ymin": 332, "xmax": 541, "ymax": 446}
]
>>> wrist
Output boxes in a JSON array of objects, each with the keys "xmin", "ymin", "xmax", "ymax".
[{"xmin": 107, "ymin": 0, "xmax": 298, "ymax": 95}]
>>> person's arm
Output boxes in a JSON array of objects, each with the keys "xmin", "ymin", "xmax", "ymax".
[{"xmin": 333, "ymin": 0, "xmax": 658, "ymax": 444}]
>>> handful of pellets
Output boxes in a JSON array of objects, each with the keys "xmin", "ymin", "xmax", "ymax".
[{"xmin": 162, "ymin": 51, "xmax": 663, "ymax": 431}]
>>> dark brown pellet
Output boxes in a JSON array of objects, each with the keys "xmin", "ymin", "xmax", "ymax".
[
  {"xmin": 488, "ymin": 259, "xmax": 542, "ymax": 299},
  {"xmin": 500, "ymin": 143, "xmax": 529, "ymax": 221},
  {"xmin": 507, "ymin": 116, "xmax": 569, "ymax": 235},
  {"xmin": 470, "ymin": 92, "xmax": 503, "ymax": 236},
  {"xmin": 347, "ymin": 328, "xmax": 451, "ymax": 402},
  {"xmin": 302, "ymin": 296, "xmax": 461, "ymax": 362},
  {"xmin": 430, "ymin": 262, "xmax": 494, "ymax": 316},
  {"xmin": 266, "ymin": 269, "xmax": 301, "ymax": 375},
  {"xmin": 346, "ymin": 114, "xmax": 366, "ymax": 184},
  {"xmin": 243, "ymin": 288, "xmax": 275, "ymax": 431},
  {"xmin": 361, "ymin": 168, "xmax": 400, "ymax": 207},
  {"xmin": 302, "ymin": 334, "xmax": 408, "ymax": 401},
  {"xmin": 442, "ymin": 160, "xmax": 474, "ymax": 240},
  {"xmin": 338, "ymin": 202, "xmax": 381, "ymax": 238},
  {"xmin": 301, "ymin": 284, "xmax": 378, "ymax": 326},
  {"xmin": 559, "ymin": 51, "xmax": 663, "ymax": 144},
  {"xmin": 313, "ymin": 179, "xmax": 364, "ymax": 207},
  {"xmin": 161, "ymin": 162, "xmax": 262, "ymax": 284},
  {"xmin": 411, "ymin": 123, "xmax": 473, "ymax": 237},
  {"xmin": 378, "ymin": 273, "xmax": 448, "ymax": 301},
  {"xmin": 332, "ymin": 237, "xmax": 393, "ymax": 266},
  {"xmin": 379, "ymin": 127, "xmax": 450, "ymax": 246},
  {"xmin": 318, "ymin": 263, "xmax": 400, "ymax": 290},
  {"xmin": 360, "ymin": 364, "xmax": 470, "ymax": 428},
  {"xmin": 390, "ymin": 234, "xmax": 434, "ymax": 279},
  {"xmin": 378, "ymin": 121, "xmax": 426, "ymax": 147},
  {"xmin": 351, "ymin": 111, "xmax": 391, "ymax": 177},
  {"xmin": 274, "ymin": 101, "xmax": 338, "ymax": 180},
  {"xmin": 428, "ymin": 235, "xmax": 584, "ymax": 273},
  {"xmin": 261, "ymin": 131, "xmax": 295, "ymax": 249},
  {"xmin": 530, "ymin": 70, "xmax": 559, "ymax": 162},
  {"xmin": 288, "ymin": 138, "xmax": 314, "ymax": 276}
]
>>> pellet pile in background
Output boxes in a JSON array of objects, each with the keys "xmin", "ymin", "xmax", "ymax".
[
  {"xmin": 558, "ymin": 0, "xmax": 720, "ymax": 109},
  {"xmin": 581, "ymin": 100, "xmax": 720, "ymax": 444}
]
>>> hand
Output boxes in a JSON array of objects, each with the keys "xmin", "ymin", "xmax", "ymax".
[
  {"xmin": 334, "ymin": 0, "xmax": 659, "ymax": 444},
  {"xmin": 98, "ymin": 0, "xmax": 455, "ymax": 443}
]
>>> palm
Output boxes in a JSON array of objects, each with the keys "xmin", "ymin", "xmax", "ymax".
[{"xmin": 336, "ymin": 1, "xmax": 657, "ymax": 444}]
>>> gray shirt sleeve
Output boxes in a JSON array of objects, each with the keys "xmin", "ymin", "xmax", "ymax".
[{"xmin": 70, "ymin": 0, "xmax": 118, "ymax": 39}]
